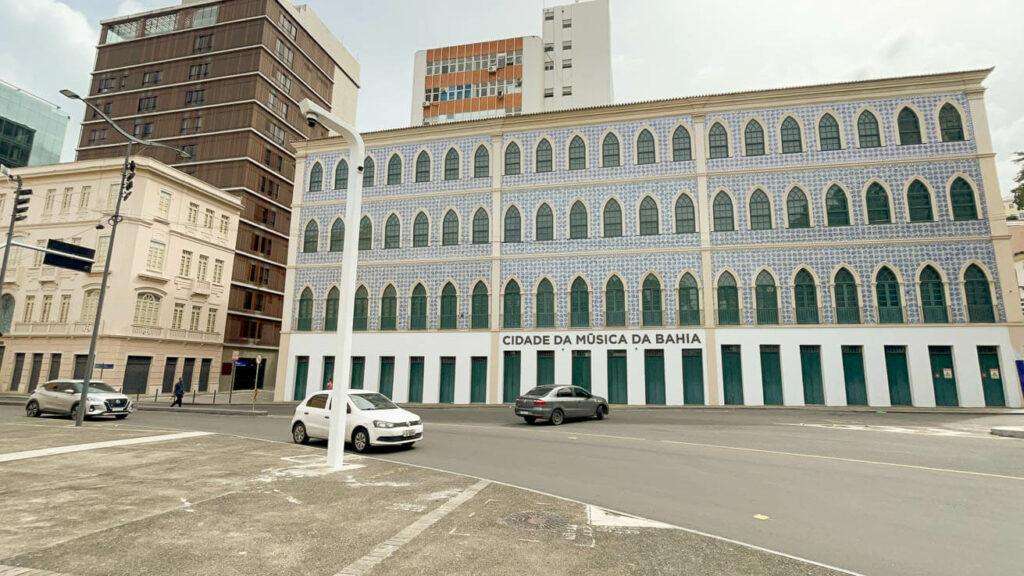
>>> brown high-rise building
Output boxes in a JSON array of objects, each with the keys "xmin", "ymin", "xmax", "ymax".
[{"xmin": 75, "ymin": 0, "xmax": 359, "ymax": 390}]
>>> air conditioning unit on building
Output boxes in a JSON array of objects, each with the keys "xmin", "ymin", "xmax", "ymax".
[
  {"xmin": 488, "ymin": 65, "xmax": 497, "ymax": 73},
  {"xmin": 422, "ymin": 101, "xmax": 431, "ymax": 108},
  {"xmin": 515, "ymin": 79, "xmax": 523, "ymax": 87},
  {"xmin": 496, "ymin": 87, "xmax": 505, "ymax": 98}
]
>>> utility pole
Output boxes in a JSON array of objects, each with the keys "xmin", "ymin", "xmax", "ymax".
[{"xmin": 0, "ymin": 169, "xmax": 31, "ymax": 327}]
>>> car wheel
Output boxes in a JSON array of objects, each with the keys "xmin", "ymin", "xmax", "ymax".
[
  {"xmin": 523, "ymin": 416, "xmax": 536, "ymax": 425},
  {"xmin": 550, "ymin": 409, "xmax": 565, "ymax": 426},
  {"xmin": 352, "ymin": 427, "xmax": 370, "ymax": 453},
  {"xmin": 595, "ymin": 405, "xmax": 607, "ymax": 420},
  {"xmin": 292, "ymin": 422, "xmax": 309, "ymax": 445},
  {"xmin": 26, "ymin": 401, "xmax": 41, "ymax": 418},
  {"xmin": 114, "ymin": 414, "xmax": 129, "ymax": 420}
]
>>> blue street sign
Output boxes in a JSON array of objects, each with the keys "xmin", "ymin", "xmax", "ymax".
[
  {"xmin": 95, "ymin": 363, "xmax": 114, "ymax": 369},
  {"xmin": 234, "ymin": 360, "xmax": 248, "ymax": 367}
]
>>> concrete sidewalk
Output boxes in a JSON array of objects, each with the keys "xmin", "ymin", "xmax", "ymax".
[{"xmin": 0, "ymin": 419, "xmax": 851, "ymax": 576}]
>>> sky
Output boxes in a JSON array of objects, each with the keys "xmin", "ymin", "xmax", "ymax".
[{"xmin": 1, "ymin": 0, "xmax": 1022, "ymax": 191}]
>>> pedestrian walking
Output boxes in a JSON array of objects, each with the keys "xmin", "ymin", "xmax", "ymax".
[{"xmin": 171, "ymin": 378, "xmax": 184, "ymax": 407}]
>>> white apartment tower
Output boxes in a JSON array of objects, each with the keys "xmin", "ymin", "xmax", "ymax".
[{"xmin": 541, "ymin": 0, "xmax": 612, "ymax": 112}]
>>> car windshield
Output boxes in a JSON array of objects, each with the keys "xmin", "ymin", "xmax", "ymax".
[
  {"xmin": 523, "ymin": 386, "xmax": 554, "ymax": 398},
  {"xmin": 349, "ymin": 393, "xmax": 398, "ymax": 411},
  {"xmin": 87, "ymin": 382, "xmax": 116, "ymax": 393}
]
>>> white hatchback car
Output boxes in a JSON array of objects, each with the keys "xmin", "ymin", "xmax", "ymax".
[{"xmin": 290, "ymin": 389, "xmax": 423, "ymax": 452}]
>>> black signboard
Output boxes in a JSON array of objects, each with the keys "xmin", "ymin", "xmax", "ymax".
[{"xmin": 43, "ymin": 239, "xmax": 95, "ymax": 273}]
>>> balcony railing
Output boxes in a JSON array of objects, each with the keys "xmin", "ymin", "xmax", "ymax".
[
  {"xmin": 642, "ymin": 309, "xmax": 664, "ymax": 327},
  {"xmin": 835, "ymin": 306, "xmax": 861, "ymax": 324},
  {"xmin": 131, "ymin": 325, "xmax": 164, "ymax": 337},
  {"xmin": 604, "ymin": 310, "xmax": 626, "ymax": 327},
  {"xmin": 472, "ymin": 313, "xmax": 490, "ymax": 329},
  {"xmin": 717, "ymin": 308, "xmax": 740, "ymax": 325},
  {"xmin": 795, "ymin": 306, "xmax": 820, "ymax": 325},
  {"xmin": 677, "ymin": 308, "xmax": 701, "ymax": 326},
  {"xmin": 921, "ymin": 305, "xmax": 950, "ymax": 324},
  {"xmin": 877, "ymin": 306, "xmax": 905, "ymax": 324},
  {"xmin": 756, "ymin": 308, "xmax": 779, "ymax": 325},
  {"xmin": 967, "ymin": 304, "xmax": 996, "ymax": 323}
]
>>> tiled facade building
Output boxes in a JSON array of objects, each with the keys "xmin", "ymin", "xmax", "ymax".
[{"xmin": 277, "ymin": 69, "xmax": 1023, "ymax": 409}]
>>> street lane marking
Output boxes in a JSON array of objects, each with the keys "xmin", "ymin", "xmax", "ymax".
[
  {"xmin": 335, "ymin": 479, "xmax": 490, "ymax": 576},
  {"xmin": 0, "ymin": 431, "xmax": 212, "ymax": 463}
]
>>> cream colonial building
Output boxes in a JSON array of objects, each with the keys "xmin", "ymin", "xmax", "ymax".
[{"xmin": 1, "ymin": 157, "xmax": 241, "ymax": 394}]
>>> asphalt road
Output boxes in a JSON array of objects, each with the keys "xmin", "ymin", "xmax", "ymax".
[{"xmin": 5, "ymin": 404, "xmax": 1023, "ymax": 575}]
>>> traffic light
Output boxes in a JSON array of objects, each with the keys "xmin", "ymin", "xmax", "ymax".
[
  {"xmin": 13, "ymin": 188, "xmax": 32, "ymax": 222},
  {"xmin": 123, "ymin": 160, "xmax": 136, "ymax": 200}
]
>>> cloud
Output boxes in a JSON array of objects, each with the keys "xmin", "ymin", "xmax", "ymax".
[{"xmin": 117, "ymin": 1, "xmax": 147, "ymax": 16}]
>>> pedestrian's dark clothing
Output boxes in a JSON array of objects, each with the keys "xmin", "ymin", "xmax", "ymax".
[{"xmin": 172, "ymin": 380, "xmax": 184, "ymax": 407}]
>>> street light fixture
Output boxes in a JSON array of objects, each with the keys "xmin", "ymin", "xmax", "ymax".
[{"xmin": 61, "ymin": 88, "xmax": 191, "ymax": 427}]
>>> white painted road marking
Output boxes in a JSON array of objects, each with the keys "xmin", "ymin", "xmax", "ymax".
[{"xmin": 0, "ymin": 431, "xmax": 212, "ymax": 463}]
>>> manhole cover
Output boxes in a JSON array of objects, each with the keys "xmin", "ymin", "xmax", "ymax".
[{"xmin": 502, "ymin": 511, "xmax": 568, "ymax": 530}]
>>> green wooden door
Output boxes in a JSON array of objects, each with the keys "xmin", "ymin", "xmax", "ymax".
[
  {"xmin": 439, "ymin": 357, "xmax": 456, "ymax": 403},
  {"xmin": 572, "ymin": 351, "xmax": 591, "ymax": 391},
  {"xmin": 800, "ymin": 345, "xmax": 824, "ymax": 405},
  {"xmin": 722, "ymin": 345, "xmax": 744, "ymax": 405},
  {"xmin": 977, "ymin": 346, "xmax": 1006, "ymax": 407},
  {"xmin": 293, "ymin": 356, "xmax": 308, "ymax": 401},
  {"xmin": 471, "ymin": 357, "xmax": 487, "ymax": 403},
  {"xmin": 350, "ymin": 357, "xmax": 365, "ymax": 389},
  {"xmin": 760, "ymin": 345, "xmax": 783, "ymax": 405},
  {"xmin": 607, "ymin": 350, "xmax": 627, "ymax": 404},
  {"xmin": 379, "ymin": 357, "xmax": 395, "ymax": 398},
  {"xmin": 644, "ymin": 350, "xmax": 666, "ymax": 405},
  {"xmin": 884, "ymin": 346, "xmax": 912, "ymax": 406},
  {"xmin": 408, "ymin": 357, "xmax": 424, "ymax": 403},
  {"xmin": 322, "ymin": 356, "xmax": 335, "ymax": 391},
  {"xmin": 682, "ymin": 349, "xmax": 704, "ymax": 405},
  {"xmin": 537, "ymin": 351, "xmax": 554, "ymax": 386},
  {"xmin": 842, "ymin": 346, "xmax": 867, "ymax": 405},
  {"xmin": 503, "ymin": 352, "xmax": 520, "ymax": 402},
  {"xmin": 929, "ymin": 346, "xmax": 958, "ymax": 406}
]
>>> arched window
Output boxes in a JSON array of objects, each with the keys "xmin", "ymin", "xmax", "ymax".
[
  {"xmin": 755, "ymin": 271, "xmax": 779, "ymax": 325},
  {"xmin": 569, "ymin": 201, "xmax": 588, "ymax": 239},
  {"xmin": 568, "ymin": 136, "xmax": 586, "ymax": 170},
  {"xmin": 384, "ymin": 214, "xmax": 400, "ymax": 249},
  {"xmin": 297, "ymin": 288, "xmax": 313, "ymax": 331},
  {"xmin": 920, "ymin": 266, "xmax": 948, "ymax": 323},
  {"xmin": 636, "ymin": 129, "xmax": 656, "ymax": 164},
  {"xmin": 82, "ymin": 289, "xmax": 100, "ymax": 322},
  {"xmin": 833, "ymin": 268, "xmax": 860, "ymax": 324},
  {"xmin": 744, "ymin": 120, "xmax": 765, "ymax": 156},
  {"xmin": 897, "ymin": 108, "xmax": 922, "ymax": 145},
  {"xmin": 950, "ymin": 177, "xmax": 978, "ymax": 221},
  {"xmin": 415, "ymin": 151, "xmax": 430, "ymax": 182},
  {"xmin": 672, "ymin": 126, "xmax": 692, "ymax": 161},
  {"xmin": 675, "ymin": 195, "xmax": 695, "ymax": 233},
  {"xmin": 358, "ymin": 216, "xmax": 372, "ymax": 250},
  {"xmin": 325, "ymin": 287, "xmax": 340, "ymax": 331},
  {"xmin": 857, "ymin": 111, "xmax": 881, "ymax": 148},
  {"xmin": 603, "ymin": 199, "xmax": 622, "ymax": 238},
  {"xmin": 303, "ymin": 220, "xmax": 319, "ymax": 253},
  {"xmin": 794, "ymin": 269, "xmax": 819, "ymax": 324},
  {"xmin": 749, "ymin": 189, "xmax": 772, "ymax": 230},
  {"xmin": 413, "ymin": 212, "xmax": 429, "ymax": 247},
  {"xmin": 504, "ymin": 206, "xmax": 521, "ymax": 243},
  {"xmin": 787, "ymin": 187, "xmax": 810, "ymax": 229},
  {"xmin": 826, "ymin": 185, "xmax": 850, "ymax": 226},
  {"xmin": 386, "ymin": 154, "xmax": 402, "ymax": 185},
  {"xmin": 474, "ymin": 145, "xmax": 489, "ymax": 178},
  {"xmin": 717, "ymin": 272, "xmax": 739, "ymax": 325},
  {"xmin": 504, "ymin": 142, "xmax": 521, "ymax": 175},
  {"xmin": 309, "ymin": 162, "xmax": 323, "ymax": 191},
  {"xmin": 133, "ymin": 292, "xmax": 161, "ymax": 326},
  {"xmin": 602, "ymin": 133, "xmax": 620, "ymax": 167},
  {"xmin": 605, "ymin": 276, "xmax": 625, "ymax": 327},
  {"xmin": 440, "ymin": 283, "xmax": 458, "ymax": 329},
  {"xmin": 362, "ymin": 156, "xmax": 375, "ymax": 188},
  {"xmin": 536, "ymin": 204, "xmax": 554, "ymax": 241},
  {"xmin": 781, "ymin": 117, "xmax": 803, "ymax": 153},
  {"xmin": 907, "ymin": 180, "xmax": 933, "ymax": 222},
  {"xmin": 939, "ymin": 104, "xmax": 965, "ymax": 142},
  {"xmin": 472, "ymin": 208, "xmax": 489, "ymax": 244},
  {"xmin": 442, "ymin": 210, "xmax": 459, "ymax": 245},
  {"xmin": 713, "ymin": 192, "xmax": 734, "ymax": 231},
  {"xmin": 353, "ymin": 286, "xmax": 368, "ymax": 331},
  {"xmin": 876, "ymin": 267, "xmax": 903, "ymax": 323},
  {"xmin": 678, "ymin": 273, "xmax": 699, "ymax": 325},
  {"xmin": 503, "ymin": 281, "xmax": 521, "ymax": 329},
  {"xmin": 570, "ymin": 277, "xmax": 590, "ymax": 327},
  {"xmin": 410, "ymin": 284, "xmax": 427, "ymax": 330},
  {"xmin": 380, "ymin": 285, "xmax": 397, "ymax": 330},
  {"xmin": 865, "ymin": 183, "xmax": 891, "ymax": 224},
  {"xmin": 818, "ymin": 114, "xmax": 841, "ymax": 151},
  {"xmin": 709, "ymin": 122, "xmax": 729, "ymax": 159},
  {"xmin": 334, "ymin": 160, "xmax": 348, "ymax": 190},
  {"xmin": 639, "ymin": 196, "xmax": 659, "ymax": 236},
  {"xmin": 329, "ymin": 218, "xmax": 344, "ymax": 252},
  {"xmin": 535, "ymin": 279, "xmax": 554, "ymax": 328},
  {"xmin": 444, "ymin": 148, "xmax": 460, "ymax": 180},
  {"xmin": 965, "ymin": 265, "xmax": 995, "ymax": 322},
  {"xmin": 535, "ymin": 139, "xmax": 553, "ymax": 173},
  {"xmin": 472, "ymin": 281, "xmax": 489, "ymax": 329},
  {"xmin": 642, "ymin": 274, "xmax": 663, "ymax": 326}
]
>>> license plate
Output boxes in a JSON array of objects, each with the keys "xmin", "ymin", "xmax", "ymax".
[
  {"xmin": 110, "ymin": 407, "xmax": 125, "ymax": 412},
  {"xmin": 515, "ymin": 410, "xmax": 530, "ymax": 416},
  {"xmin": 402, "ymin": 429, "xmax": 416, "ymax": 437}
]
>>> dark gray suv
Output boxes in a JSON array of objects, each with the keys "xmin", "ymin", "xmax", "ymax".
[{"xmin": 513, "ymin": 385, "xmax": 608, "ymax": 425}]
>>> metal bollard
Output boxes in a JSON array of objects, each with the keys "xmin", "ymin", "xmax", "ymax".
[
  {"xmin": 213, "ymin": 390, "xmax": 217, "ymax": 404},
  {"xmin": 229, "ymin": 387, "xmax": 233, "ymax": 404},
  {"xmin": 192, "ymin": 389, "xmax": 196, "ymax": 404},
  {"xmin": 154, "ymin": 390, "xmax": 159, "ymax": 403}
]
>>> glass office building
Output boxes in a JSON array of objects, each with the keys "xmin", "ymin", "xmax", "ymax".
[{"xmin": 0, "ymin": 79, "xmax": 69, "ymax": 168}]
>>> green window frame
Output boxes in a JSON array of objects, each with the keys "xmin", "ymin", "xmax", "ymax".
[
  {"xmin": 603, "ymin": 199, "xmax": 622, "ymax": 238},
  {"xmin": 713, "ymin": 192, "xmax": 734, "ymax": 231},
  {"xmin": 907, "ymin": 180, "xmax": 933, "ymax": 222},
  {"xmin": 380, "ymin": 285, "xmax": 397, "ymax": 331},
  {"xmin": 303, "ymin": 220, "xmax": 318, "ymax": 253},
  {"xmin": 749, "ymin": 189, "xmax": 772, "ymax": 230},
  {"xmin": 744, "ymin": 120, "xmax": 765, "ymax": 156},
  {"xmin": 950, "ymin": 177, "xmax": 978, "ymax": 221},
  {"xmin": 413, "ymin": 212, "xmax": 429, "ymax": 247},
  {"xmin": 675, "ymin": 194, "xmax": 695, "ymax": 233},
  {"xmin": 717, "ymin": 272, "xmax": 739, "ymax": 325},
  {"xmin": 897, "ymin": 108, "xmax": 922, "ymax": 145},
  {"xmin": 781, "ymin": 117, "xmax": 803, "ymax": 153},
  {"xmin": 353, "ymin": 286, "xmax": 368, "ymax": 331},
  {"xmin": 535, "ymin": 139, "xmax": 553, "ymax": 173},
  {"xmin": 569, "ymin": 201, "xmax": 588, "ymax": 239},
  {"xmin": 709, "ymin": 122, "xmax": 729, "ymax": 159},
  {"xmin": 410, "ymin": 284, "xmax": 427, "ymax": 330},
  {"xmin": 386, "ymin": 154, "xmax": 402, "ymax": 185},
  {"xmin": 636, "ymin": 129, "xmax": 656, "ymax": 165},
  {"xmin": 444, "ymin": 148, "xmax": 460, "ymax": 180},
  {"xmin": 641, "ymin": 274, "xmax": 663, "ymax": 326},
  {"xmin": 568, "ymin": 136, "xmax": 586, "ymax": 170},
  {"xmin": 297, "ymin": 288, "xmax": 313, "ymax": 331},
  {"xmin": 639, "ymin": 196, "xmax": 659, "ymax": 236},
  {"xmin": 503, "ymin": 281, "xmax": 521, "ymax": 328},
  {"xmin": 504, "ymin": 142, "xmax": 521, "ymax": 175},
  {"xmin": 536, "ymin": 204, "xmax": 554, "ymax": 241},
  {"xmin": 793, "ymin": 269, "xmax": 818, "ymax": 324},
  {"xmin": 472, "ymin": 209, "xmax": 489, "ymax": 244},
  {"xmin": 787, "ymin": 187, "xmax": 810, "ymax": 229},
  {"xmin": 334, "ymin": 160, "xmax": 348, "ymax": 190},
  {"xmin": 504, "ymin": 206, "xmax": 521, "ymax": 243},
  {"xmin": 826, "ymin": 185, "xmax": 850, "ymax": 226},
  {"xmin": 474, "ymin": 145, "xmax": 489, "ymax": 178},
  {"xmin": 329, "ymin": 218, "xmax": 344, "ymax": 252},
  {"xmin": 857, "ymin": 111, "xmax": 881, "ymax": 148},
  {"xmin": 384, "ymin": 215, "xmax": 400, "ymax": 249},
  {"xmin": 755, "ymin": 271, "xmax": 779, "ymax": 325},
  {"xmin": 472, "ymin": 282, "xmax": 489, "ymax": 329},
  {"xmin": 833, "ymin": 268, "xmax": 860, "ymax": 324},
  {"xmin": 605, "ymin": 276, "xmax": 625, "ymax": 327},
  {"xmin": 939, "ymin": 104, "xmax": 965, "ymax": 142},
  {"xmin": 358, "ymin": 216, "xmax": 372, "ymax": 250},
  {"xmin": 415, "ymin": 151, "xmax": 430, "ymax": 182},
  {"xmin": 535, "ymin": 279, "xmax": 554, "ymax": 328},
  {"xmin": 919, "ymin": 266, "xmax": 948, "ymax": 323},
  {"xmin": 324, "ymin": 287, "xmax": 339, "ymax": 331},
  {"xmin": 602, "ymin": 133, "xmax": 620, "ymax": 167},
  {"xmin": 308, "ymin": 162, "xmax": 323, "ymax": 191},
  {"xmin": 818, "ymin": 114, "xmax": 841, "ymax": 151},
  {"xmin": 570, "ymin": 277, "xmax": 590, "ymax": 327},
  {"xmin": 875, "ymin": 267, "xmax": 903, "ymax": 324},
  {"xmin": 442, "ymin": 210, "xmax": 459, "ymax": 246},
  {"xmin": 865, "ymin": 183, "xmax": 891, "ymax": 225},
  {"xmin": 362, "ymin": 156, "xmax": 375, "ymax": 188},
  {"xmin": 440, "ymin": 283, "xmax": 457, "ymax": 329},
  {"xmin": 965, "ymin": 265, "xmax": 995, "ymax": 322},
  {"xmin": 672, "ymin": 126, "xmax": 692, "ymax": 161},
  {"xmin": 678, "ymin": 273, "xmax": 699, "ymax": 325}
]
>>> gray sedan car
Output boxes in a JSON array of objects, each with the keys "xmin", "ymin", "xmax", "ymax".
[{"xmin": 513, "ymin": 385, "xmax": 608, "ymax": 425}]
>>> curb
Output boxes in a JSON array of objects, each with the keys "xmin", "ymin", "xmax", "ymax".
[
  {"xmin": 990, "ymin": 426, "xmax": 1024, "ymax": 439},
  {"xmin": 138, "ymin": 405, "xmax": 268, "ymax": 416}
]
